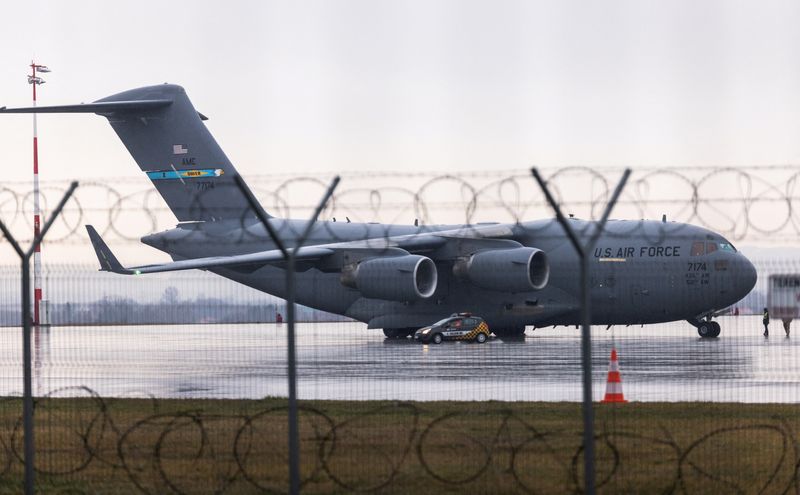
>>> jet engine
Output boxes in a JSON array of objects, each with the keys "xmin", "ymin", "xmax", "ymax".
[
  {"xmin": 340, "ymin": 255, "xmax": 438, "ymax": 301},
  {"xmin": 453, "ymin": 247, "xmax": 549, "ymax": 292}
]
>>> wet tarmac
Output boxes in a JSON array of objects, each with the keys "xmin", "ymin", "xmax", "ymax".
[{"xmin": 0, "ymin": 315, "xmax": 797, "ymax": 402}]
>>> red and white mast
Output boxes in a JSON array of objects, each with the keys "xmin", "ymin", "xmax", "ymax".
[{"xmin": 28, "ymin": 62, "xmax": 49, "ymax": 326}]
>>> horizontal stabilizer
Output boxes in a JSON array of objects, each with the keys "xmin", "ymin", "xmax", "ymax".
[{"xmin": 0, "ymin": 99, "xmax": 172, "ymax": 114}]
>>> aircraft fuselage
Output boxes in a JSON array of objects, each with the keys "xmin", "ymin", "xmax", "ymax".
[{"xmin": 142, "ymin": 217, "xmax": 756, "ymax": 330}]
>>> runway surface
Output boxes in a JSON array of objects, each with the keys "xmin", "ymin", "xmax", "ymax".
[{"xmin": 0, "ymin": 315, "xmax": 797, "ymax": 402}]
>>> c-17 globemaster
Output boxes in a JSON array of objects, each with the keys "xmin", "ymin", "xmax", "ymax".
[{"xmin": 0, "ymin": 84, "xmax": 757, "ymax": 338}]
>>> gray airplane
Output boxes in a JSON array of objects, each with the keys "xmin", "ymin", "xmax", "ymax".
[{"xmin": 0, "ymin": 84, "xmax": 757, "ymax": 338}]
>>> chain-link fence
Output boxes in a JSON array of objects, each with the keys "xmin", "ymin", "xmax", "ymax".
[{"xmin": 0, "ymin": 167, "xmax": 797, "ymax": 493}]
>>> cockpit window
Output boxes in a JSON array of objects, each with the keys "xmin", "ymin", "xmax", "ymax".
[{"xmin": 692, "ymin": 240, "xmax": 736, "ymax": 256}]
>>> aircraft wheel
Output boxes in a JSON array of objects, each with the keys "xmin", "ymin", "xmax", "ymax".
[
  {"xmin": 475, "ymin": 333, "xmax": 487, "ymax": 344},
  {"xmin": 493, "ymin": 326, "xmax": 526, "ymax": 337},
  {"xmin": 432, "ymin": 333, "xmax": 443, "ymax": 344},
  {"xmin": 697, "ymin": 322, "xmax": 714, "ymax": 338},
  {"xmin": 383, "ymin": 328, "xmax": 400, "ymax": 339},
  {"xmin": 710, "ymin": 321, "xmax": 721, "ymax": 338}
]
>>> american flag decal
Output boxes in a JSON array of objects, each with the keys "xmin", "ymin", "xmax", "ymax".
[{"xmin": 173, "ymin": 144, "xmax": 188, "ymax": 155}]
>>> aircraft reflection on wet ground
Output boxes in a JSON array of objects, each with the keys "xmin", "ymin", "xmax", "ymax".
[{"xmin": 0, "ymin": 315, "xmax": 796, "ymax": 402}]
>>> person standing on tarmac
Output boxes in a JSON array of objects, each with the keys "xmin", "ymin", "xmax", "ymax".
[
  {"xmin": 783, "ymin": 319, "xmax": 791, "ymax": 337},
  {"xmin": 762, "ymin": 307, "xmax": 770, "ymax": 337}
]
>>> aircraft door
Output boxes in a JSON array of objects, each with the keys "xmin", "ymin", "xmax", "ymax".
[
  {"xmin": 712, "ymin": 254, "xmax": 733, "ymax": 309},
  {"xmin": 628, "ymin": 258, "xmax": 653, "ymax": 320},
  {"xmin": 591, "ymin": 259, "xmax": 620, "ymax": 321}
]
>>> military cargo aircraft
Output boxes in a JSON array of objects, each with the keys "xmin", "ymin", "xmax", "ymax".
[{"xmin": 0, "ymin": 84, "xmax": 757, "ymax": 338}]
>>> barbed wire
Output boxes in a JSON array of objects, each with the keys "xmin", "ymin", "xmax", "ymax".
[
  {"xmin": 0, "ymin": 387, "xmax": 795, "ymax": 493},
  {"xmin": 1, "ymin": 166, "xmax": 800, "ymax": 244}
]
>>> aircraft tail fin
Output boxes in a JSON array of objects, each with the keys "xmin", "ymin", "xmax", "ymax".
[{"xmin": 1, "ymin": 84, "xmax": 265, "ymax": 223}]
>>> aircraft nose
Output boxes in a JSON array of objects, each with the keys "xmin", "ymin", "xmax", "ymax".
[{"xmin": 735, "ymin": 254, "xmax": 757, "ymax": 298}]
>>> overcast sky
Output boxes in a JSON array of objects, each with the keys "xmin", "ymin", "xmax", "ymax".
[{"xmin": 0, "ymin": 0, "xmax": 799, "ymax": 185}]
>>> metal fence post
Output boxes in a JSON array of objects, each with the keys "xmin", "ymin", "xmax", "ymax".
[
  {"xmin": 0, "ymin": 181, "xmax": 78, "ymax": 495},
  {"xmin": 530, "ymin": 169, "xmax": 629, "ymax": 494},
  {"xmin": 234, "ymin": 174, "xmax": 339, "ymax": 495}
]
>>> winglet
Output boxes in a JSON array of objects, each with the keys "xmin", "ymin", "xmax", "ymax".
[{"xmin": 85, "ymin": 225, "xmax": 133, "ymax": 274}]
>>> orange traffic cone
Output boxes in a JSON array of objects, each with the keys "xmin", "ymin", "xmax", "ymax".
[{"xmin": 601, "ymin": 347, "xmax": 627, "ymax": 403}]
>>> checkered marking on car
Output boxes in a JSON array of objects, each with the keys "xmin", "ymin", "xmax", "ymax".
[{"xmin": 443, "ymin": 321, "xmax": 490, "ymax": 340}]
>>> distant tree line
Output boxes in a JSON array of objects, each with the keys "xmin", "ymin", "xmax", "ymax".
[
  {"xmin": 0, "ymin": 285, "xmax": 765, "ymax": 327},
  {"xmin": 0, "ymin": 287, "xmax": 349, "ymax": 326}
]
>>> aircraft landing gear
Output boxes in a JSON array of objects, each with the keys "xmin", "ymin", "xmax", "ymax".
[
  {"xmin": 492, "ymin": 326, "xmax": 526, "ymax": 339},
  {"xmin": 383, "ymin": 328, "xmax": 415, "ymax": 339},
  {"xmin": 689, "ymin": 319, "xmax": 720, "ymax": 338}
]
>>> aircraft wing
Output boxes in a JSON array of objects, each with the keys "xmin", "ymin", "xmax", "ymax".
[
  {"xmin": 86, "ymin": 225, "xmax": 334, "ymax": 275},
  {"xmin": 85, "ymin": 222, "xmax": 513, "ymax": 275},
  {"xmin": 324, "ymin": 223, "xmax": 515, "ymax": 252}
]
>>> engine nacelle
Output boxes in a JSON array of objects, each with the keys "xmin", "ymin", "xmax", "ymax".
[
  {"xmin": 453, "ymin": 247, "xmax": 549, "ymax": 292},
  {"xmin": 341, "ymin": 255, "xmax": 438, "ymax": 301}
]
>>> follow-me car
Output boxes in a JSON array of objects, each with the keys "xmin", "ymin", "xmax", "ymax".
[
  {"xmin": 414, "ymin": 314, "xmax": 491, "ymax": 344},
  {"xmin": 0, "ymin": 84, "xmax": 757, "ymax": 338}
]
